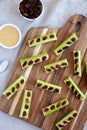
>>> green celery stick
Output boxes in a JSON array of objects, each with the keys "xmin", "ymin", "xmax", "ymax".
[
  {"xmin": 28, "ymin": 32, "xmax": 57, "ymax": 47},
  {"xmin": 19, "ymin": 90, "xmax": 32, "ymax": 119},
  {"xmin": 42, "ymin": 98, "xmax": 69, "ymax": 116},
  {"xmin": 35, "ymin": 80, "xmax": 62, "ymax": 94},
  {"xmin": 3, "ymin": 75, "xmax": 26, "ymax": 99},
  {"xmin": 85, "ymin": 62, "xmax": 87, "ymax": 74},
  {"xmin": 54, "ymin": 33, "xmax": 78, "ymax": 56},
  {"xmin": 56, "ymin": 110, "xmax": 78, "ymax": 130},
  {"xmin": 20, "ymin": 52, "xmax": 49, "ymax": 69},
  {"xmin": 73, "ymin": 50, "xmax": 81, "ymax": 77},
  {"xmin": 44, "ymin": 58, "xmax": 68, "ymax": 73},
  {"xmin": 64, "ymin": 77, "xmax": 86, "ymax": 100}
]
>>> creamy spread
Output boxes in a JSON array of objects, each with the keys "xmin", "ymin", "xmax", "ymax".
[{"xmin": 0, "ymin": 26, "xmax": 20, "ymax": 47}]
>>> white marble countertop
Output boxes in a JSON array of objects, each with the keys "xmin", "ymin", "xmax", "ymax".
[{"xmin": 0, "ymin": 0, "xmax": 87, "ymax": 130}]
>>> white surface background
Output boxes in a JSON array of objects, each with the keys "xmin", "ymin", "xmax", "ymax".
[{"xmin": 0, "ymin": 0, "xmax": 87, "ymax": 130}]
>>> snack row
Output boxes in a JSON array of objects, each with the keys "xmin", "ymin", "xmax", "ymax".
[
  {"xmin": 2, "ymin": 75, "xmax": 78, "ymax": 129},
  {"xmin": 3, "ymin": 31, "xmax": 86, "ymax": 130}
]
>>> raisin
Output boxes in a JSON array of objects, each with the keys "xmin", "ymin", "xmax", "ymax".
[
  {"xmin": 48, "ymin": 87, "xmax": 53, "ymax": 91},
  {"xmin": 50, "ymin": 35, "xmax": 54, "ymax": 38},
  {"xmin": 12, "ymin": 87, "xmax": 15, "ymax": 93},
  {"xmin": 42, "ymin": 85, "xmax": 48, "ymax": 89},
  {"xmin": 29, "ymin": 40, "xmax": 34, "ymax": 45},
  {"xmin": 27, "ymin": 92, "xmax": 31, "ymax": 97},
  {"xmin": 71, "ymin": 37, "xmax": 76, "ymax": 42},
  {"xmin": 74, "ymin": 52, "xmax": 78, "ymax": 57},
  {"xmin": 25, "ymin": 104, "xmax": 29, "ymax": 109},
  {"xmin": 23, "ymin": 61, "xmax": 27, "ymax": 67},
  {"xmin": 73, "ymin": 113, "xmax": 77, "ymax": 117},
  {"xmin": 34, "ymin": 58, "xmax": 40, "ymax": 63},
  {"xmin": 42, "ymin": 56, "xmax": 47, "ymax": 61},
  {"xmin": 54, "ymin": 89, "xmax": 59, "ymax": 93},
  {"xmin": 6, "ymin": 92, "xmax": 11, "ymax": 97},
  {"xmin": 23, "ymin": 111, "xmax": 27, "ymax": 116},
  {"xmin": 44, "ymin": 108, "xmax": 49, "ymax": 112},
  {"xmin": 20, "ymin": 79, "xmax": 24, "ymax": 84},
  {"xmin": 36, "ymin": 38, "xmax": 40, "ymax": 42},
  {"xmin": 28, "ymin": 60, "xmax": 33, "ymax": 65},
  {"xmin": 50, "ymin": 105, "xmax": 55, "ymax": 110},
  {"xmin": 43, "ymin": 36, "xmax": 47, "ymax": 40},
  {"xmin": 16, "ymin": 83, "xmax": 20, "ymax": 89}
]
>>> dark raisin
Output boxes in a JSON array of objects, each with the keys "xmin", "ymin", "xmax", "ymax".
[
  {"xmin": 56, "ymin": 103, "xmax": 60, "ymax": 108},
  {"xmin": 34, "ymin": 58, "xmax": 40, "ymax": 63},
  {"xmin": 74, "ymin": 59, "xmax": 78, "ymax": 64},
  {"xmin": 42, "ymin": 85, "xmax": 48, "ymax": 89},
  {"xmin": 71, "ymin": 85, "xmax": 75, "ymax": 93},
  {"xmin": 61, "ymin": 63, "xmax": 67, "ymax": 66},
  {"xmin": 26, "ymin": 98, "xmax": 29, "ymax": 103},
  {"xmin": 50, "ymin": 35, "xmax": 54, "ymax": 38},
  {"xmin": 54, "ymin": 89, "xmax": 59, "ymax": 93},
  {"xmin": 75, "ymin": 64, "xmax": 78, "ymax": 71},
  {"xmin": 58, "ymin": 124, "xmax": 64, "ymax": 128},
  {"xmin": 20, "ymin": 79, "xmax": 24, "ymax": 84},
  {"xmin": 50, "ymin": 105, "xmax": 55, "ymax": 110},
  {"xmin": 46, "ymin": 68, "xmax": 52, "ymax": 72},
  {"xmin": 55, "ymin": 64, "xmax": 61, "ymax": 69},
  {"xmin": 67, "ymin": 41, "xmax": 72, "ymax": 45},
  {"xmin": 44, "ymin": 108, "xmax": 49, "ymax": 112},
  {"xmin": 66, "ymin": 81, "xmax": 71, "ymax": 86},
  {"xmin": 74, "ymin": 90, "xmax": 78, "ymax": 96},
  {"xmin": 29, "ymin": 40, "xmax": 34, "ymax": 45},
  {"xmin": 63, "ymin": 121, "xmax": 68, "ymax": 124},
  {"xmin": 25, "ymin": 104, "xmax": 29, "ymax": 109},
  {"xmin": 6, "ymin": 92, "xmax": 11, "ymax": 97},
  {"xmin": 74, "ymin": 52, "xmax": 78, "ymax": 57},
  {"xmin": 57, "ymin": 50, "xmax": 62, "ymax": 53},
  {"xmin": 62, "ymin": 100, "xmax": 66, "ymax": 105},
  {"xmin": 43, "ymin": 36, "xmax": 47, "ymax": 40},
  {"xmin": 12, "ymin": 87, "xmax": 15, "ymax": 93},
  {"xmin": 77, "ymin": 94, "xmax": 81, "ymax": 99},
  {"xmin": 73, "ymin": 113, "xmax": 77, "ymax": 117},
  {"xmin": 23, "ymin": 61, "xmax": 27, "ymax": 67},
  {"xmin": 36, "ymin": 38, "xmax": 40, "ymax": 42},
  {"xmin": 23, "ymin": 111, "xmax": 27, "ymax": 116},
  {"xmin": 68, "ymin": 117, "xmax": 73, "ymax": 121},
  {"xmin": 48, "ymin": 87, "xmax": 53, "ymax": 91},
  {"xmin": 28, "ymin": 60, "xmax": 33, "ymax": 65},
  {"xmin": 37, "ymin": 83, "xmax": 42, "ymax": 87},
  {"xmin": 27, "ymin": 92, "xmax": 31, "ymax": 97},
  {"xmin": 62, "ymin": 46, "xmax": 69, "ymax": 50},
  {"xmin": 42, "ymin": 56, "xmax": 47, "ymax": 61},
  {"xmin": 16, "ymin": 83, "xmax": 20, "ymax": 89},
  {"xmin": 75, "ymin": 72, "xmax": 79, "ymax": 76},
  {"xmin": 50, "ymin": 66, "xmax": 56, "ymax": 70},
  {"xmin": 71, "ymin": 37, "xmax": 76, "ymax": 42}
]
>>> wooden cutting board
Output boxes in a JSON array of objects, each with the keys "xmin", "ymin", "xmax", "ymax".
[{"xmin": 0, "ymin": 14, "xmax": 87, "ymax": 130}]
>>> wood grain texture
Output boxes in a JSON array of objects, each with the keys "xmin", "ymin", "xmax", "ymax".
[{"xmin": 0, "ymin": 14, "xmax": 87, "ymax": 130}]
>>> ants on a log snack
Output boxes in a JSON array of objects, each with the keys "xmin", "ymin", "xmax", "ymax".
[
  {"xmin": 3, "ymin": 75, "xmax": 26, "ymax": 99},
  {"xmin": 54, "ymin": 33, "xmax": 78, "ymax": 56},
  {"xmin": 28, "ymin": 32, "xmax": 57, "ymax": 47},
  {"xmin": 42, "ymin": 98, "xmax": 69, "ymax": 116},
  {"xmin": 73, "ymin": 50, "xmax": 81, "ymax": 77},
  {"xmin": 35, "ymin": 80, "xmax": 62, "ymax": 93},
  {"xmin": 44, "ymin": 58, "xmax": 68, "ymax": 73},
  {"xmin": 56, "ymin": 110, "xmax": 78, "ymax": 130},
  {"xmin": 64, "ymin": 77, "xmax": 86, "ymax": 100},
  {"xmin": 19, "ymin": 0, "xmax": 43, "ymax": 19},
  {"xmin": 20, "ymin": 52, "xmax": 49, "ymax": 69},
  {"xmin": 19, "ymin": 90, "xmax": 32, "ymax": 119}
]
